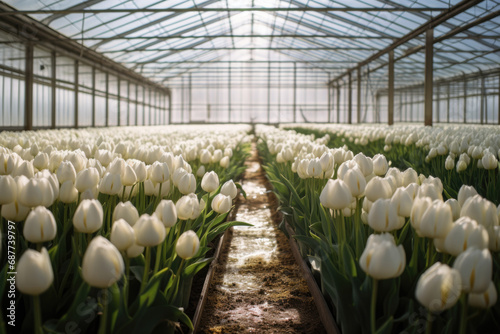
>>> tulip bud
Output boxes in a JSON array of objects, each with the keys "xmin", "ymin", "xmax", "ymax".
[
  {"xmin": 211, "ymin": 193, "xmax": 232, "ymax": 214},
  {"xmin": 482, "ymin": 152, "xmax": 497, "ymax": 170},
  {"xmin": 410, "ymin": 197, "xmax": 433, "ymax": 233},
  {"xmin": 0, "ymin": 175, "xmax": 17, "ymax": 205},
  {"xmin": 365, "ymin": 177, "xmax": 393, "ymax": 202},
  {"xmin": 133, "ymin": 161, "xmax": 147, "ymax": 182},
  {"xmin": 112, "ymin": 201, "xmax": 139, "ymax": 226},
  {"xmin": 172, "ymin": 167, "xmax": 188, "ymax": 187},
  {"xmin": 343, "ymin": 168, "xmax": 366, "ymax": 198},
  {"xmin": 489, "ymin": 226, "xmax": 500, "ymax": 251},
  {"xmin": 133, "ymin": 214, "xmax": 166, "ymax": 247},
  {"xmin": 419, "ymin": 201, "xmax": 453, "ymax": 239},
  {"xmin": 121, "ymin": 164, "xmax": 137, "ymax": 186},
  {"xmin": 457, "ymin": 185, "xmax": 477, "ymax": 207},
  {"xmin": 75, "ymin": 167, "xmax": 100, "ymax": 193},
  {"xmin": 155, "ymin": 200, "xmax": 177, "ymax": 228},
  {"xmin": 59, "ymin": 180, "xmax": 78, "ymax": 203},
  {"xmin": 12, "ymin": 160, "xmax": 34, "ymax": 178},
  {"xmin": 453, "ymin": 247, "xmax": 492, "ymax": 293},
  {"xmin": 445, "ymin": 198, "xmax": 461, "ymax": 221},
  {"xmin": 73, "ymin": 199, "xmax": 104, "ymax": 233},
  {"xmin": 391, "ymin": 187, "xmax": 413, "ymax": 217},
  {"xmin": 211, "ymin": 149, "xmax": 223, "ymax": 163},
  {"xmin": 402, "ymin": 168, "xmax": 418, "ymax": 187},
  {"xmin": 33, "ymin": 153, "xmax": 49, "ymax": 170},
  {"xmin": 416, "ymin": 262, "xmax": 461, "ymax": 311},
  {"xmin": 23, "ymin": 206, "xmax": 57, "ymax": 243},
  {"xmin": 224, "ymin": 147, "xmax": 233, "ymax": 157},
  {"xmin": 372, "ymin": 154, "xmax": 388, "ymax": 176},
  {"xmin": 56, "ymin": 161, "xmax": 77, "ymax": 184},
  {"xmin": 0, "ymin": 153, "xmax": 16, "ymax": 175},
  {"xmin": 353, "ymin": 153, "xmax": 373, "ymax": 177},
  {"xmin": 461, "ymin": 195, "xmax": 498, "ymax": 230},
  {"xmin": 150, "ymin": 161, "xmax": 170, "ymax": 183},
  {"xmin": 220, "ymin": 156, "xmax": 230, "ymax": 168},
  {"xmin": 368, "ymin": 199, "xmax": 401, "ymax": 232},
  {"xmin": 176, "ymin": 194, "xmax": 201, "ymax": 220},
  {"xmin": 126, "ymin": 242, "xmax": 145, "ymax": 258},
  {"xmin": 177, "ymin": 173, "xmax": 196, "ymax": 195},
  {"xmin": 469, "ymin": 281, "xmax": 497, "ymax": 308},
  {"xmin": 359, "ymin": 233, "xmax": 405, "ymax": 279},
  {"xmin": 16, "ymin": 248, "xmax": 54, "ymax": 295},
  {"xmin": 307, "ymin": 158, "xmax": 322, "ymax": 178},
  {"xmin": 319, "ymin": 179, "xmax": 352, "ymax": 210},
  {"xmin": 110, "ymin": 219, "xmax": 136, "ymax": 251},
  {"xmin": 200, "ymin": 149, "xmax": 211, "ymax": 164},
  {"xmin": 196, "ymin": 165, "xmax": 206, "ymax": 177},
  {"xmin": 100, "ymin": 172, "xmax": 122, "ymax": 195},
  {"xmin": 444, "ymin": 216, "xmax": 488, "ymax": 256},
  {"xmin": 445, "ymin": 156, "xmax": 455, "ymax": 170},
  {"xmin": 176, "ymin": 230, "xmax": 200, "ymax": 260},
  {"xmin": 201, "ymin": 171, "xmax": 219, "ymax": 193},
  {"xmin": 221, "ymin": 180, "xmax": 238, "ymax": 199},
  {"xmin": 82, "ymin": 236, "xmax": 124, "ymax": 288}
]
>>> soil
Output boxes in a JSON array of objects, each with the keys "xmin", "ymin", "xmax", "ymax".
[{"xmin": 197, "ymin": 144, "xmax": 327, "ymax": 334}]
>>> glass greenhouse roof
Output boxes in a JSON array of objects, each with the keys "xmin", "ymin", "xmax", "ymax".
[{"xmin": 2, "ymin": 0, "xmax": 500, "ymax": 88}]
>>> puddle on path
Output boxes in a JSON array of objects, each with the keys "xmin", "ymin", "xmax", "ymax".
[{"xmin": 198, "ymin": 143, "xmax": 326, "ymax": 334}]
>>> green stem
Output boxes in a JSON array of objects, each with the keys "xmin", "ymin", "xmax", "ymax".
[
  {"xmin": 33, "ymin": 295, "xmax": 43, "ymax": 334},
  {"xmin": 128, "ymin": 183, "xmax": 136, "ymax": 201},
  {"xmin": 140, "ymin": 246, "xmax": 151, "ymax": 293},
  {"xmin": 425, "ymin": 309, "xmax": 433, "ymax": 334},
  {"xmin": 371, "ymin": 278, "xmax": 378, "ymax": 334},
  {"xmin": 98, "ymin": 289, "xmax": 108, "ymax": 334},
  {"xmin": 122, "ymin": 186, "xmax": 126, "ymax": 200},
  {"xmin": 123, "ymin": 255, "xmax": 130, "ymax": 316},
  {"xmin": 459, "ymin": 294, "xmax": 468, "ymax": 334},
  {"xmin": 153, "ymin": 243, "xmax": 163, "ymax": 275}
]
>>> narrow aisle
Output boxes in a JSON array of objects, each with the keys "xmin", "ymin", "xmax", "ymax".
[{"xmin": 199, "ymin": 143, "xmax": 326, "ymax": 334}]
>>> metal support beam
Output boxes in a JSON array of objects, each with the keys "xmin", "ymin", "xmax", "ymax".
[
  {"xmin": 436, "ymin": 84, "xmax": 440, "ymax": 123},
  {"xmin": 168, "ymin": 91, "xmax": 172, "ymax": 125},
  {"xmin": 127, "ymin": 81, "xmax": 130, "ymax": 126},
  {"xmin": 92, "ymin": 66, "xmax": 96, "ymax": 127},
  {"xmin": 446, "ymin": 82, "xmax": 450, "ymax": 123},
  {"xmin": 267, "ymin": 61, "xmax": 271, "ymax": 124},
  {"xmin": 293, "ymin": 63, "xmax": 297, "ymax": 123},
  {"xmin": 388, "ymin": 50, "xmax": 394, "ymax": 125},
  {"xmin": 498, "ymin": 73, "xmax": 500, "ymax": 125},
  {"xmin": 24, "ymin": 43, "xmax": 33, "ymax": 131},
  {"xmin": 336, "ymin": 84, "xmax": 340, "ymax": 123},
  {"xmin": 135, "ymin": 85, "xmax": 138, "ymax": 125},
  {"xmin": 189, "ymin": 74, "xmax": 192, "ymax": 123},
  {"xmin": 463, "ymin": 75, "xmax": 467, "ymax": 123},
  {"xmin": 1, "ymin": 7, "xmax": 450, "ymax": 15},
  {"xmin": 74, "ymin": 60, "xmax": 79, "ymax": 128},
  {"xmin": 105, "ymin": 72, "xmax": 109, "ymax": 127},
  {"xmin": 329, "ymin": 0, "xmax": 483, "ymax": 85},
  {"xmin": 117, "ymin": 77, "xmax": 121, "ymax": 126},
  {"xmin": 51, "ymin": 51, "xmax": 56, "ymax": 129},
  {"xmin": 327, "ymin": 74, "xmax": 331, "ymax": 123},
  {"xmin": 424, "ymin": 29, "xmax": 433, "ymax": 126},
  {"xmin": 481, "ymin": 75, "xmax": 485, "ymax": 124},
  {"xmin": 348, "ymin": 72, "xmax": 352, "ymax": 124},
  {"xmin": 142, "ymin": 87, "xmax": 146, "ymax": 125},
  {"xmin": 228, "ymin": 62, "xmax": 231, "ymax": 123},
  {"xmin": 149, "ymin": 88, "xmax": 152, "ymax": 125},
  {"xmin": 357, "ymin": 66, "xmax": 362, "ymax": 124}
]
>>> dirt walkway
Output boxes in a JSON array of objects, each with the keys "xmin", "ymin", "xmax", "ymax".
[{"xmin": 198, "ymin": 144, "xmax": 326, "ymax": 333}]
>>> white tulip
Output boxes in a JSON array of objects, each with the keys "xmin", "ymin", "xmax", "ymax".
[
  {"xmin": 110, "ymin": 219, "xmax": 136, "ymax": 251},
  {"xmin": 176, "ymin": 194, "xmax": 201, "ymax": 220},
  {"xmin": 0, "ymin": 175, "xmax": 17, "ymax": 205},
  {"xmin": 359, "ymin": 233, "xmax": 405, "ymax": 279},
  {"xmin": 319, "ymin": 179, "xmax": 352, "ymax": 210},
  {"xmin": 155, "ymin": 199, "xmax": 178, "ymax": 227},
  {"xmin": 416, "ymin": 262, "xmax": 462, "ymax": 311},
  {"xmin": 419, "ymin": 201, "xmax": 453, "ymax": 239},
  {"xmin": 177, "ymin": 173, "xmax": 196, "ymax": 195},
  {"xmin": 444, "ymin": 216, "xmax": 488, "ymax": 256},
  {"xmin": 16, "ymin": 248, "xmax": 53, "ymax": 295},
  {"xmin": 23, "ymin": 206, "xmax": 57, "ymax": 243},
  {"xmin": 469, "ymin": 281, "xmax": 497, "ymax": 308},
  {"xmin": 59, "ymin": 180, "xmax": 78, "ymax": 203},
  {"xmin": 176, "ymin": 230, "xmax": 200, "ymax": 259},
  {"xmin": 73, "ymin": 199, "xmax": 103, "ymax": 233},
  {"xmin": 113, "ymin": 201, "xmax": 139, "ymax": 226},
  {"xmin": 82, "ymin": 236, "xmax": 124, "ymax": 288},
  {"xmin": 368, "ymin": 199, "xmax": 402, "ymax": 232},
  {"xmin": 133, "ymin": 214, "xmax": 166, "ymax": 247},
  {"xmin": 211, "ymin": 193, "xmax": 232, "ymax": 214},
  {"xmin": 453, "ymin": 247, "xmax": 492, "ymax": 293},
  {"xmin": 201, "ymin": 171, "xmax": 219, "ymax": 193}
]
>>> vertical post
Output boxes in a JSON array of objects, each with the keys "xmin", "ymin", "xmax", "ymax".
[
  {"xmin": 410, "ymin": 89, "xmax": 414, "ymax": 122},
  {"xmin": 480, "ymin": 75, "xmax": 485, "ymax": 124},
  {"xmin": 127, "ymin": 81, "xmax": 130, "ymax": 126},
  {"xmin": 424, "ymin": 28, "xmax": 433, "ymax": 126},
  {"xmin": 436, "ymin": 83, "xmax": 440, "ymax": 123},
  {"xmin": 74, "ymin": 60, "xmax": 79, "ymax": 128},
  {"xmin": 336, "ymin": 84, "xmax": 340, "ymax": 123},
  {"xmin": 357, "ymin": 66, "xmax": 362, "ymax": 123},
  {"xmin": 498, "ymin": 73, "xmax": 500, "ymax": 125},
  {"xmin": 51, "ymin": 51, "xmax": 56, "ymax": 128},
  {"xmin": 92, "ymin": 67, "xmax": 96, "ymax": 127},
  {"xmin": 293, "ymin": 62, "xmax": 297, "ymax": 123},
  {"xmin": 348, "ymin": 72, "xmax": 352, "ymax": 124},
  {"xmin": 447, "ymin": 82, "xmax": 450, "ymax": 123},
  {"xmin": 228, "ymin": 62, "xmax": 231, "ymax": 123},
  {"xmin": 105, "ymin": 72, "xmax": 109, "ymax": 127},
  {"xmin": 117, "ymin": 77, "xmax": 121, "ymax": 126},
  {"xmin": 135, "ymin": 85, "xmax": 138, "ymax": 125},
  {"xmin": 168, "ymin": 91, "xmax": 172, "ymax": 124},
  {"xmin": 327, "ymin": 73, "xmax": 331, "ymax": 123},
  {"xmin": 388, "ymin": 51, "xmax": 394, "ymax": 125},
  {"xmin": 181, "ymin": 77, "xmax": 184, "ymax": 123},
  {"xmin": 267, "ymin": 61, "xmax": 271, "ymax": 123},
  {"xmin": 142, "ymin": 87, "xmax": 146, "ymax": 125},
  {"xmin": 25, "ymin": 43, "xmax": 33, "ymax": 130},
  {"xmin": 189, "ymin": 74, "xmax": 192, "ymax": 123},
  {"xmin": 463, "ymin": 76, "xmax": 467, "ymax": 123}
]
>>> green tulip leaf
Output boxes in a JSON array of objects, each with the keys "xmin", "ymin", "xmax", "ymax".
[{"xmin": 183, "ymin": 257, "xmax": 213, "ymax": 278}]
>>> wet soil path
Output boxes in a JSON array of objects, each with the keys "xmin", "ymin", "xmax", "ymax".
[{"xmin": 198, "ymin": 143, "xmax": 326, "ymax": 333}]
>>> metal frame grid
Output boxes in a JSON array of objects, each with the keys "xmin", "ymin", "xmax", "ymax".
[{"xmin": 0, "ymin": 0, "xmax": 499, "ymax": 127}]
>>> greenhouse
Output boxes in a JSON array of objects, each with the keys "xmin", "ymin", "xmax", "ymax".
[{"xmin": 0, "ymin": 0, "xmax": 500, "ymax": 333}]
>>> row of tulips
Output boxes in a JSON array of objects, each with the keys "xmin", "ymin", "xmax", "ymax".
[
  {"xmin": 257, "ymin": 125, "xmax": 500, "ymax": 334},
  {"xmin": 284, "ymin": 123, "xmax": 500, "ymax": 204},
  {"xmin": 0, "ymin": 125, "xmax": 252, "ymax": 333}
]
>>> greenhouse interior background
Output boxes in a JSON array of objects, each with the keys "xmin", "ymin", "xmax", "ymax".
[{"xmin": 0, "ymin": 0, "xmax": 499, "ymax": 128}]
